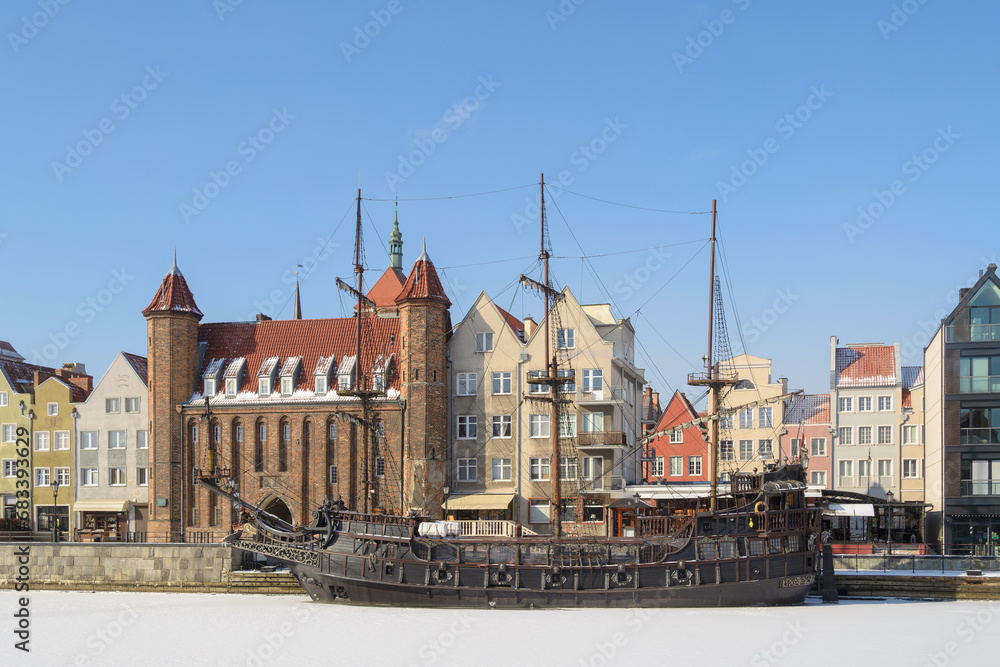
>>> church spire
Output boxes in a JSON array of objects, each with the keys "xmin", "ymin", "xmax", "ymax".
[
  {"xmin": 292, "ymin": 267, "xmax": 302, "ymax": 319},
  {"xmin": 389, "ymin": 200, "xmax": 403, "ymax": 271}
]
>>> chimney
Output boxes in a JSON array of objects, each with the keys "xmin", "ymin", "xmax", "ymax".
[
  {"xmin": 779, "ymin": 377, "xmax": 788, "ymax": 393},
  {"xmin": 960, "ymin": 288, "xmax": 970, "ymax": 300},
  {"xmin": 652, "ymin": 391, "xmax": 660, "ymax": 413},
  {"xmin": 523, "ymin": 316, "xmax": 536, "ymax": 337},
  {"xmin": 68, "ymin": 375, "xmax": 93, "ymax": 394},
  {"xmin": 62, "ymin": 362, "xmax": 86, "ymax": 375}
]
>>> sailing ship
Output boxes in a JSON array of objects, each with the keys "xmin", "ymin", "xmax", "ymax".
[{"xmin": 198, "ymin": 181, "xmax": 823, "ymax": 608}]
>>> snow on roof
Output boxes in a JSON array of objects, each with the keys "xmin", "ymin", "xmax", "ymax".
[
  {"xmin": 338, "ymin": 356, "xmax": 356, "ymax": 375},
  {"xmin": 258, "ymin": 356, "xmax": 280, "ymax": 377},
  {"xmin": 279, "ymin": 356, "xmax": 302, "ymax": 376},
  {"xmin": 203, "ymin": 358, "xmax": 226, "ymax": 378},
  {"xmin": 314, "ymin": 355, "xmax": 335, "ymax": 376},
  {"xmin": 836, "ymin": 345, "xmax": 896, "ymax": 387},
  {"xmin": 224, "ymin": 358, "xmax": 246, "ymax": 378}
]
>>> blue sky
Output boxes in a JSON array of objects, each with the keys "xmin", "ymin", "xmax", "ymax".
[{"xmin": 1, "ymin": 1, "xmax": 996, "ymax": 399}]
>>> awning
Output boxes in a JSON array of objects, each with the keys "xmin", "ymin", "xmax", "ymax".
[
  {"xmin": 74, "ymin": 500, "xmax": 131, "ymax": 513},
  {"xmin": 442, "ymin": 494, "xmax": 515, "ymax": 511},
  {"xmin": 825, "ymin": 503, "xmax": 874, "ymax": 517}
]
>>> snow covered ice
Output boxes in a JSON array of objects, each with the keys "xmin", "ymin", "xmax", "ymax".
[{"xmin": 3, "ymin": 590, "xmax": 1000, "ymax": 666}]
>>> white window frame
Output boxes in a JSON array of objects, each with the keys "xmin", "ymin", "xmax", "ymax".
[
  {"xmin": 47, "ymin": 402, "xmax": 58, "ymax": 416},
  {"xmin": 581, "ymin": 412, "xmax": 604, "ymax": 433},
  {"xmin": 2, "ymin": 459, "xmax": 16, "ymax": 478},
  {"xmin": 582, "ymin": 369, "xmax": 603, "ymax": 393},
  {"xmin": 491, "ymin": 458, "xmax": 512, "ymax": 482},
  {"xmin": 858, "ymin": 426, "xmax": 872, "ymax": 445},
  {"xmin": 281, "ymin": 377, "xmax": 293, "ymax": 396},
  {"xmin": 758, "ymin": 407, "xmax": 773, "ymax": 428},
  {"xmin": 651, "ymin": 456, "xmax": 664, "ymax": 477},
  {"xmin": 54, "ymin": 431, "xmax": 70, "ymax": 451},
  {"xmin": 34, "ymin": 431, "xmax": 49, "ymax": 451},
  {"xmin": 838, "ymin": 426, "xmax": 853, "ymax": 445},
  {"xmin": 225, "ymin": 378, "xmax": 237, "ymax": 397},
  {"xmin": 55, "ymin": 467, "xmax": 70, "ymax": 486},
  {"xmin": 811, "ymin": 471, "xmax": 827, "ymax": 486},
  {"xmin": 903, "ymin": 459, "xmax": 921, "ymax": 479},
  {"xmin": 529, "ymin": 414, "xmax": 550, "ymax": 438},
  {"xmin": 529, "ymin": 498, "xmax": 550, "ymax": 523},
  {"xmin": 491, "ymin": 415, "xmax": 512, "ymax": 438},
  {"xmin": 877, "ymin": 458, "xmax": 893, "ymax": 478},
  {"xmin": 528, "ymin": 370, "xmax": 550, "ymax": 394},
  {"xmin": 838, "ymin": 396, "xmax": 853, "ymax": 413},
  {"xmin": 137, "ymin": 430, "xmax": 148, "ymax": 449},
  {"xmin": 108, "ymin": 431, "xmax": 126, "ymax": 449},
  {"xmin": 205, "ymin": 378, "xmax": 217, "ymax": 396},
  {"xmin": 135, "ymin": 467, "xmax": 148, "ymax": 487},
  {"xmin": 125, "ymin": 397, "xmax": 140, "ymax": 413},
  {"xmin": 0, "ymin": 391, "xmax": 6, "ymax": 407},
  {"xmin": 2, "ymin": 424, "xmax": 17, "ymax": 444},
  {"xmin": 556, "ymin": 328, "xmax": 575, "ymax": 349},
  {"xmin": 457, "ymin": 415, "xmax": 477, "ymax": 440},
  {"xmin": 878, "ymin": 425, "xmax": 893, "ymax": 445},
  {"xmin": 560, "ymin": 456, "xmax": 578, "ymax": 481},
  {"xmin": 529, "ymin": 457, "xmax": 550, "ymax": 481},
  {"xmin": 474, "ymin": 332, "xmax": 494, "ymax": 353},
  {"xmin": 491, "ymin": 371, "xmax": 511, "ymax": 395},
  {"xmin": 739, "ymin": 408, "xmax": 753, "ymax": 429},
  {"xmin": 688, "ymin": 456, "xmax": 703, "ymax": 476},
  {"xmin": 720, "ymin": 440, "xmax": 734, "ymax": 461},
  {"xmin": 839, "ymin": 460, "xmax": 854, "ymax": 485},
  {"xmin": 258, "ymin": 377, "xmax": 271, "ymax": 396},
  {"xmin": 80, "ymin": 431, "xmax": 98, "ymax": 450},
  {"xmin": 558, "ymin": 413, "xmax": 577, "ymax": 437},
  {"xmin": 557, "ymin": 368, "xmax": 575, "ymax": 394},
  {"xmin": 315, "ymin": 375, "xmax": 328, "ymax": 395},
  {"xmin": 109, "ymin": 468, "xmax": 126, "ymax": 486},
  {"xmin": 669, "ymin": 428, "xmax": 683, "ymax": 444},
  {"xmin": 35, "ymin": 467, "xmax": 50, "ymax": 486},
  {"xmin": 739, "ymin": 439, "xmax": 754, "ymax": 461},
  {"xmin": 457, "ymin": 373, "xmax": 477, "ymax": 396},
  {"xmin": 757, "ymin": 439, "xmax": 773, "ymax": 460},
  {"xmin": 810, "ymin": 437, "xmax": 827, "ymax": 456},
  {"xmin": 106, "ymin": 397, "xmax": 120, "ymax": 413},
  {"xmin": 669, "ymin": 456, "xmax": 683, "ymax": 476},
  {"xmin": 903, "ymin": 424, "xmax": 919, "ymax": 445},
  {"xmin": 878, "ymin": 395, "xmax": 893, "ymax": 412},
  {"xmin": 81, "ymin": 468, "xmax": 98, "ymax": 486},
  {"xmin": 857, "ymin": 396, "xmax": 873, "ymax": 412}
]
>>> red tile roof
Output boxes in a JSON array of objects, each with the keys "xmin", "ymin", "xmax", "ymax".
[
  {"xmin": 835, "ymin": 345, "xmax": 896, "ymax": 387},
  {"xmin": 366, "ymin": 267, "xmax": 407, "ymax": 308},
  {"xmin": 122, "ymin": 353, "xmax": 148, "ymax": 387},
  {"xmin": 195, "ymin": 317, "xmax": 400, "ymax": 397},
  {"xmin": 496, "ymin": 305, "xmax": 524, "ymax": 338},
  {"xmin": 0, "ymin": 359, "xmax": 49, "ymax": 393},
  {"xmin": 143, "ymin": 266, "xmax": 203, "ymax": 319},
  {"xmin": 783, "ymin": 394, "xmax": 830, "ymax": 425},
  {"xmin": 395, "ymin": 246, "xmax": 451, "ymax": 306}
]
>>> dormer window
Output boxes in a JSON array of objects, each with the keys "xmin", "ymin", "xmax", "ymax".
[
  {"xmin": 225, "ymin": 378, "xmax": 237, "ymax": 397},
  {"xmin": 278, "ymin": 356, "xmax": 302, "ymax": 397},
  {"xmin": 281, "ymin": 377, "xmax": 292, "ymax": 395},
  {"xmin": 314, "ymin": 355, "xmax": 335, "ymax": 396},
  {"xmin": 205, "ymin": 379, "xmax": 217, "ymax": 396},
  {"xmin": 316, "ymin": 376, "xmax": 328, "ymax": 394},
  {"xmin": 258, "ymin": 377, "xmax": 271, "ymax": 395},
  {"xmin": 203, "ymin": 358, "xmax": 225, "ymax": 398},
  {"xmin": 257, "ymin": 357, "xmax": 280, "ymax": 397},
  {"xmin": 223, "ymin": 358, "xmax": 246, "ymax": 397},
  {"xmin": 337, "ymin": 356, "xmax": 356, "ymax": 391},
  {"xmin": 373, "ymin": 354, "xmax": 393, "ymax": 392}
]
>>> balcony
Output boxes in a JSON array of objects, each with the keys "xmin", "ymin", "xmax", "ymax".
[
  {"xmin": 959, "ymin": 376, "xmax": 1000, "ymax": 393},
  {"xmin": 576, "ymin": 387, "xmax": 626, "ymax": 404},
  {"xmin": 960, "ymin": 480, "xmax": 1000, "ymax": 496},
  {"xmin": 577, "ymin": 431, "xmax": 627, "ymax": 448},
  {"xmin": 946, "ymin": 324, "xmax": 1000, "ymax": 343},
  {"xmin": 959, "ymin": 428, "xmax": 1000, "ymax": 445}
]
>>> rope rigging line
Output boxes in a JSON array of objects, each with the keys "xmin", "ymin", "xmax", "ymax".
[{"xmin": 362, "ymin": 183, "xmax": 535, "ymax": 202}]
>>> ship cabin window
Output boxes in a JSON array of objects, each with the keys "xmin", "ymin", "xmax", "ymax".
[
  {"xmin": 718, "ymin": 538, "xmax": 737, "ymax": 560},
  {"xmin": 697, "ymin": 542, "xmax": 716, "ymax": 560},
  {"xmin": 746, "ymin": 538, "xmax": 765, "ymax": 557},
  {"xmin": 768, "ymin": 538, "xmax": 783, "ymax": 555}
]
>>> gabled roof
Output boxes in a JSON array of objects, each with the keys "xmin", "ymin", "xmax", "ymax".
[
  {"xmin": 495, "ymin": 305, "xmax": 524, "ymax": 338},
  {"xmin": 122, "ymin": 353, "xmax": 149, "ymax": 387},
  {"xmin": 35, "ymin": 374, "xmax": 90, "ymax": 403},
  {"xmin": 395, "ymin": 241, "xmax": 451, "ymax": 306},
  {"xmin": 314, "ymin": 355, "xmax": 335, "ymax": 376},
  {"xmin": 0, "ymin": 341, "xmax": 25, "ymax": 362},
  {"xmin": 783, "ymin": 394, "xmax": 830, "ymax": 425},
  {"xmin": 835, "ymin": 345, "xmax": 896, "ymax": 387},
  {"xmin": 901, "ymin": 366, "xmax": 924, "ymax": 390},
  {"xmin": 0, "ymin": 358, "xmax": 50, "ymax": 394},
  {"xmin": 944, "ymin": 263, "xmax": 1000, "ymax": 327},
  {"xmin": 142, "ymin": 254, "xmax": 203, "ymax": 319},
  {"xmin": 278, "ymin": 356, "xmax": 302, "ymax": 376},
  {"xmin": 366, "ymin": 267, "xmax": 407, "ymax": 308},
  {"xmin": 652, "ymin": 390, "xmax": 706, "ymax": 435}
]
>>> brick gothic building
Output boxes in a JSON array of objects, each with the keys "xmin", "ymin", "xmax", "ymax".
[{"xmin": 143, "ymin": 238, "xmax": 451, "ymax": 539}]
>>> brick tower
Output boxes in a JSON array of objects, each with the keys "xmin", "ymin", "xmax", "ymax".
[
  {"xmin": 142, "ymin": 252, "xmax": 203, "ymax": 538},
  {"xmin": 396, "ymin": 240, "xmax": 451, "ymax": 517}
]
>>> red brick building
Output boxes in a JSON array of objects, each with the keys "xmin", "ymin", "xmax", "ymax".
[{"xmin": 143, "ymin": 238, "xmax": 451, "ymax": 540}]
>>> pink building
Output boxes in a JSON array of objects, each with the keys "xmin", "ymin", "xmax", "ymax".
[{"xmin": 780, "ymin": 394, "xmax": 832, "ymax": 489}]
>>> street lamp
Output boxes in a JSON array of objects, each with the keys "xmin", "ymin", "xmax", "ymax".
[
  {"xmin": 866, "ymin": 450, "xmax": 873, "ymax": 497},
  {"xmin": 885, "ymin": 490, "xmax": 895, "ymax": 554},
  {"xmin": 50, "ymin": 479, "xmax": 60, "ymax": 543},
  {"xmin": 443, "ymin": 486, "xmax": 450, "ymax": 520}
]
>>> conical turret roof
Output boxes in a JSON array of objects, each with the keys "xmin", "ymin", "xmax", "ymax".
[
  {"xmin": 395, "ymin": 238, "xmax": 450, "ymax": 306},
  {"xmin": 142, "ymin": 251, "xmax": 203, "ymax": 318}
]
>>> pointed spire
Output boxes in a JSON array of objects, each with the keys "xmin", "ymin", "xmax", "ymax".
[
  {"xmin": 142, "ymin": 249, "xmax": 202, "ymax": 319},
  {"xmin": 292, "ymin": 269, "xmax": 302, "ymax": 320},
  {"xmin": 168, "ymin": 248, "xmax": 183, "ymax": 277},
  {"xmin": 416, "ymin": 236, "xmax": 430, "ymax": 262},
  {"xmin": 389, "ymin": 200, "xmax": 404, "ymax": 271}
]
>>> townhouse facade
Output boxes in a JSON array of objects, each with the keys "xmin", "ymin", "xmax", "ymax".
[
  {"xmin": 779, "ymin": 393, "xmax": 832, "ymax": 490},
  {"xmin": 75, "ymin": 352, "xmax": 150, "ymax": 540},
  {"xmin": 717, "ymin": 354, "xmax": 790, "ymax": 476},
  {"xmin": 447, "ymin": 288, "xmax": 646, "ymax": 536},
  {"xmin": 634, "ymin": 390, "xmax": 713, "ymax": 502}
]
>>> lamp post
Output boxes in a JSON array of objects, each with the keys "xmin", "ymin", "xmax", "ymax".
[
  {"xmin": 885, "ymin": 490, "xmax": 895, "ymax": 555},
  {"xmin": 50, "ymin": 479, "xmax": 60, "ymax": 543},
  {"xmin": 443, "ymin": 485, "xmax": 450, "ymax": 521},
  {"xmin": 866, "ymin": 450, "xmax": 872, "ymax": 497}
]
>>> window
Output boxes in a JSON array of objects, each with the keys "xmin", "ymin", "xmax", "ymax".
[
  {"xmin": 903, "ymin": 425, "xmax": 919, "ymax": 445},
  {"xmin": 192, "ymin": 507, "xmax": 199, "ymax": 526},
  {"xmin": 134, "ymin": 467, "xmax": 148, "ymax": 486},
  {"xmin": 527, "ymin": 370, "xmax": 550, "ymax": 394},
  {"xmin": 258, "ymin": 423, "xmax": 266, "ymax": 441},
  {"xmin": 583, "ymin": 456, "xmax": 603, "ymax": 487},
  {"xmin": 371, "ymin": 457, "xmax": 383, "ymax": 478},
  {"xmin": 961, "ymin": 459, "xmax": 1000, "ymax": 495},
  {"xmin": 457, "ymin": 415, "xmax": 477, "ymax": 439},
  {"xmin": 109, "ymin": 468, "xmax": 126, "ymax": 486},
  {"xmin": 457, "ymin": 458, "xmax": 477, "ymax": 482},
  {"xmin": 491, "ymin": 415, "xmax": 512, "ymax": 438},
  {"xmin": 3, "ymin": 460, "xmax": 16, "ymax": 477},
  {"xmin": 338, "ymin": 372, "xmax": 351, "ymax": 390},
  {"xmin": 858, "ymin": 426, "xmax": 872, "ymax": 445},
  {"xmin": 281, "ymin": 377, "xmax": 293, "ymax": 396},
  {"xmin": 35, "ymin": 468, "xmax": 50, "ymax": 486},
  {"xmin": 529, "ymin": 499, "xmax": 550, "ymax": 523},
  {"xmin": 491, "ymin": 371, "xmax": 511, "ymax": 395},
  {"xmin": 258, "ymin": 378, "xmax": 271, "ymax": 395},
  {"xmin": 669, "ymin": 428, "xmax": 683, "ymax": 444},
  {"xmin": 651, "ymin": 456, "xmax": 664, "ymax": 477},
  {"xmin": 81, "ymin": 468, "xmax": 98, "ymax": 486},
  {"xmin": 125, "ymin": 397, "xmax": 140, "ymax": 413},
  {"xmin": 560, "ymin": 499, "xmax": 578, "ymax": 524},
  {"xmin": 106, "ymin": 397, "xmax": 120, "ymax": 413},
  {"xmin": 491, "ymin": 458, "xmax": 512, "ymax": 482},
  {"xmin": 581, "ymin": 412, "xmax": 604, "ymax": 433},
  {"xmin": 47, "ymin": 402, "xmax": 58, "ymax": 416},
  {"xmin": 560, "ymin": 456, "xmax": 578, "ymax": 481},
  {"xmin": 225, "ymin": 378, "xmax": 237, "ymax": 397},
  {"xmin": 108, "ymin": 431, "xmax": 126, "ymax": 449},
  {"xmin": 0, "ymin": 391, "xmax": 6, "ymax": 406},
  {"xmin": 810, "ymin": 437, "xmax": 827, "ymax": 457},
  {"xmin": 1, "ymin": 424, "xmax": 15, "ymax": 443},
  {"xmin": 838, "ymin": 396, "xmax": 853, "ymax": 413},
  {"xmin": 720, "ymin": 440, "xmax": 734, "ymax": 461},
  {"xmin": 838, "ymin": 427, "xmax": 853, "ymax": 445},
  {"xmin": 959, "ymin": 355, "xmax": 1000, "ymax": 392},
  {"xmin": 757, "ymin": 440, "xmax": 773, "ymax": 459},
  {"xmin": 810, "ymin": 471, "xmax": 827, "ymax": 486},
  {"xmin": 878, "ymin": 426, "xmax": 892, "ymax": 444},
  {"xmin": 739, "ymin": 440, "xmax": 754, "ymax": 461},
  {"xmin": 457, "ymin": 373, "xmax": 477, "ymax": 396},
  {"xmin": 558, "ymin": 413, "xmax": 576, "ymax": 437},
  {"xmin": 329, "ymin": 465, "xmax": 338, "ymax": 484},
  {"xmin": 878, "ymin": 395, "xmax": 893, "ymax": 412},
  {"xmin": 529, "ymin": 414, "xmax": 550, "ymax": 438},
  {"xmin": 858, "ymin": 396, "xmax": 872, "ymax": 412},
  {"xmin": 858, "ymin": 458, "xmax": 872, "ymax": 480},
  {"xmin": 556, "ymin": 328, "xmax": 575, "ymax": 349},
  {"xmin": 758, "ymin": 407, "xmax": 773, "ymax": 428},
  {"xmin": 960, "ymin": 407, "xmax": 1000, "ymax": 444},
  {"xmin": 739, "ymin": 408, "xmax": 753, "ymax": 429},
  {"xmin": 582, "ymin": 369, "xmax": 602, "ymax": 393},
  {"xmin": 557, "ymin": 368, "xmax": 575, "ymax": 393},
  {"xmin": 688, "ymin": 456, "xmax": 703, "ymax": 476},
  {"xmin": 790, "ymin": 439, "xmax": 802, "ymax": 458},
  {"xmin": 903, "ymin": 459, "xmax": 921, "ymax": 478},
  {"xmin": 475, "ymin": 332, "xmax": 494, "ymax": 352},
  {"xmin": 583, "ymin": 499, "xmax": 604, "ymax": 523},
  {"xmin": 55, "ymin": 467, "xmax": 70, "ymax": 486},
  {"xmin": 79, "ymin": 431, "xmax": 98, "ymax": 450},
  {"xmin": 838, "ymin": 460, "xmax": 853, "ymax": 485},
  {"xmin": 878, "ymin": 459, "xmax": 893, "ymax": 481},
  {"xmin": 529, "ymin": 457, "xmax": 550, "ymax": 481},
  {"xmin": 137, "ymin": 430, "xmax": 148, "ymax": 449},
  {"xmin": 669, "ymin": 456, "xmax": 683, "ymax": 476},
  {"xmin": 191, "ymin": 425, "xmax": 199, "ymax": 443},
  {"xmin": 315, "ymin": 376, "xmax": 328, "ymax": 394},
  {"xmin": 719, "ymin": 413, "xmax": 734, "ymax": 430},
  {"xmin": 34, "ymin": 432, "xmax": 49, "ymax": 451},
  {"xmin": 282, "ymin": 422, "xmax": 291, "ymax": 442},
  {"xmin": 236, "ymin": 425, "xmax": 244, "ymax": 442},
  {"xmin": 52, "ymin": 431, "xmax": 69, "ymax": 450},
  {"xmin": 328, "ymin": 422, "xmax": 337, "ymax": 440},
  {"xmin": 205, "ymin": 378, "xmax": 217, "ymax": 396},
  {"xmin": 734, "ymin": 379, "xmax": 754, "ymax": 390}
]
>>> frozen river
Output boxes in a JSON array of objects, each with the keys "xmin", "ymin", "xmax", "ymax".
[{"xmin": 3, "ymin": 591, "xmax": 1000, "ymax": 666}]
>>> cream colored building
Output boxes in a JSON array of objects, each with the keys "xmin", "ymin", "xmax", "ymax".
[{"xmin": 447, "ymin": 288, "xmax": 646, "ymax": 536}]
